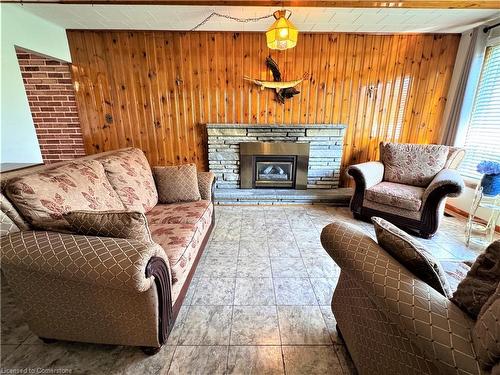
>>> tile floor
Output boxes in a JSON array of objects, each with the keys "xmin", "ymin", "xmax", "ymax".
[{"xmin": 0, "ymin": 205, "xmax": 490, "ymax": 374}]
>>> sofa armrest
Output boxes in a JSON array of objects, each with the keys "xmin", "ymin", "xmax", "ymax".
[
  {"xmin": 198, "ymin": 171, "xmax": 216, "ymax": 201},
  {"xmin": 347, "ymin": 161, "xmax": 385, "ymax": 190},
  {"xmin": 321, "ymin": 220, "xmax": 481, "ymax": 375},
  {"xmin": 0, "ymin": 231, "xmax": 170, "ymax": 293},
  {"xmin": 422, "ymin": 168, "xmax": 465, "ymax": 203}
]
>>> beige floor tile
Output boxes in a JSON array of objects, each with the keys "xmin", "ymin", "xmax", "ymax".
[
  {"xmin": 268, "ymin": 240, "xmax": 301, "ymax": 258},
  {"xmin": 273, "ymin": 278, "xmax": 317, "ymax": 305},
  {"xmin": 303, "ymin": 257, "xmax": 340, "ymax": 278},
  {"xmin": 310, "ymin": 278, "xmax": 339, "ymax": 305},
  {"xmin": 239, "ymin": 240, "xmax": 269, "ymax": 257},
  {"xmin": 270, "ymin": 257, "xmax": 308, "ymax": 278},
  {"xmin": 177, "ymin": 305, "xmax": 232, "ymax": 345},
  {"xmin": 1, "ymin": 342, "xmax": 118, "ymax": 374},
  {"xmin": 237, "ymin": 256, "xmax": 272, "ymax": 278},
  {"xmin": 191, "ymin": 278, "xmax": 235, "ymax": 305},
  {"xmin": 227, "ymin": 346, "xmax": 284, "ymax": 375},
  {"xmin": 282, "ymin": 346, "xmax": 344, "ymax": 375},
  {"xmin": 277, "ymin": 306, "xmax": 331, "ymax": 345},
  {"xmin": 0, "ymin": 344, "xmax": 20, "ymax": 362},
  {"xmin": 168, "ymin": 346, "xmax": 228, "ymax": 375},
  {"xmin": 205, "ymin": 242, "xmax": 240, "ymax": 258},
  {"xmin": 230, "ymin": 306, "xmax": 280, "ymax": 345},
  {"xmin": 234, "ymin": 277, "xmax": 275, "ymax": 306},
  {"xmin": 201, "ymin": 257, "xmax": 238, "ymax": 278},
  {"xmin": 109, "ymin": 345, "xmax": 176, "ymax": 375}
]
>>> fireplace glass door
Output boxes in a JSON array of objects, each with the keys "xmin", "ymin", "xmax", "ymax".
[{"xmin": 254, "ymin": 156, "xmax": 296, "ymax": 188}]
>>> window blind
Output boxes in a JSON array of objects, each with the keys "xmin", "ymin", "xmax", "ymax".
[{"xmin": 459, "ymin": 44, "xmax": 500, "ymax": 180}]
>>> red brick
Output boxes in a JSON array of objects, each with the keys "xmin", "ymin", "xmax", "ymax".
[{"xmin": 17, "ymin": 50, "xmax": 85, "ymax": 164}]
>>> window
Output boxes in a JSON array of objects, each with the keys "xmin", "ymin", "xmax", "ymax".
[{"xmin": 459, "ymin": 43, "xmax": 500, "ymax": 180}]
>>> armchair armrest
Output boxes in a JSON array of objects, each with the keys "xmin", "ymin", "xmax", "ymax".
[
  {"xmin": 321, "ymin": 220, "xmax": 480, "ymax": 375},
  {"xmin": 0, "ymin": 231, "xmax": 170, "ymax": 293},
  {"xmin": 347, "ymin": 161, "xmax": 385, "ymax": 189},
  {"xmin": 422, "ymin": 168, "xmax": 465, "ymax": 203},
  {"xmin": 347, "ymin": 162, "xmax": 385, "ymax": 214},
  {"xmin": 198, "ymin": 171, "xmax": 216, "ymax": 201}
]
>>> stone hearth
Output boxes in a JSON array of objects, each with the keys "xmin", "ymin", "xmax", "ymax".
[{"xmin": 207, "ymin": 124, "xmax": 346, "ymax": 189}]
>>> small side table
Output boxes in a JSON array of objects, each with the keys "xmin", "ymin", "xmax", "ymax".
[{"xmin": 465, "ymin": 184, "xmax": 500, "ymax": 247}]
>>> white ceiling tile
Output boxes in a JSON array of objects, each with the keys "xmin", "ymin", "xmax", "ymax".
[
  {"xmin": 354, "ymin": 13, "xmax": 389, "ymax": 24},
  {"xmin": 18, "ymin": 4, "xmax": 500, "ymax": 34},
  {"xmin": 355, "ymin": 24, "xmax": 386, "ymax": 32},
  {"xmin": 330, "ymin": 13, "xmax": 361, "ymax": 24},
  {"xmin": 377, "ymin": 14, "xmax": 413, "ymax": 25}
]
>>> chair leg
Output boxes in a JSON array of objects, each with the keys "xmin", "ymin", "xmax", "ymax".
[
  {"xmin": 353, "ymin": 213, "xmax": 363, "ymax": 221},
  {"xmin": 141, "ymin": 346, "xmax": 162, "ymax": 356},
  {"xmin": 336, "ymin": 324, "xmax": 344, "ymax": 342},
  {"xmin": 420, "ymin": 232, "xmax": 434, "ymax": 239},
  {"xmin": 39, "ymin": 337, "xmax": 57, "ymax": 344}
]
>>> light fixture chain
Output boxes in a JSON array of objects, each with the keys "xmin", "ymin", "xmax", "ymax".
[{"xmin": 191, "ymin": 12, "xmax": 275, "ymax": 31}]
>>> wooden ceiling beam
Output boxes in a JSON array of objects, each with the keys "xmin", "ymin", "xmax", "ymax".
[{"xmin": 3, "ymin": 0, "xmax": 500, "ymax": 9}]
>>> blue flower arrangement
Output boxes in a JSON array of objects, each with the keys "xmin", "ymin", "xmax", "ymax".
[{"xmin": 477, "ymin": 160, "xmax": 500, "ymax": 196}]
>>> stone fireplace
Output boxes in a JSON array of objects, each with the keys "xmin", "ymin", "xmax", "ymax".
[
  {"xmin": 240, "ymin": 142, "xmax": 309, "ymax": 189},
  {"xmin": 207, "ymin": 124, "xmax": 346, "ymax": 190}
]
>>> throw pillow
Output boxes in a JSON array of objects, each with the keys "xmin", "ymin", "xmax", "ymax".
[
  {"xmin": 63, "ymin": 210, "xmax": 152, "ymax": 243},
  {"xmin": 452, "ymin": 240, "xmax": 500, "ymax": 319},
  {"xmin": 153, "ymin": 164, "xmax": 201, "ymax": 204},
  {"xmin": 380, "ymin": 142, "xmax": 449, "ymax": 187},
  {"xmin": 372, "ymin": 217, "xmax": 452, "ymax": 297},
  {"xmin": 97, "ymin": 148, "xmax": 158, "ymax": 213}
]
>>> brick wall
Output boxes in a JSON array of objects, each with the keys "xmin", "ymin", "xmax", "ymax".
[{"xmin": 16, "ymin": 48, "xmax": 86, "ymax": 164}]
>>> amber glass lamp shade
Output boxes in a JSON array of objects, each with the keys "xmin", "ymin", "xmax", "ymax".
[{"xmin": 266, "ymin": 10, "xmax": 298, "ymax": 50}]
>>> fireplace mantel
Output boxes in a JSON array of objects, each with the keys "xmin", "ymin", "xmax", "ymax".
[{"xmin": 207, "ymin": 124, "xmax": 346, "ymax": 190}]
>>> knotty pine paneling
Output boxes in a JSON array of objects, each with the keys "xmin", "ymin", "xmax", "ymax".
[{"xmin": 67, "ymin": 31, "xmax": 460, "ymax": 184}]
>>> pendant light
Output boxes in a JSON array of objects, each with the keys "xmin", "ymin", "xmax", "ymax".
[{"xmin": 266, "ymin": 10, "xmax": 298, "ymax": 51}]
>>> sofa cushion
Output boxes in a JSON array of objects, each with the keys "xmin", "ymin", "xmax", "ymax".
[
  {"xmin": 153, "ymin": 164, "xmax": 201, "ymax": 204},
  {"xmin": 380, "ymin": 142, "xmax": 449, "ymax": 187},
  {"xmin": 64, "ymin": 210, "xmax": 152, "ymax": 243},
  {"xmin": 146, "ymin": 200, "xmax": 212, "ymax": 226},
  {"xmin": 148, "ymin": 201, "xmax": 213, "ymax": 290},
  {"xmin": 5, "ymin": 160, "xmax": 125, "ymax": 232},
  {"xmin": 150, "ymin": 224, "xmax": 200, "ymax": 284},
  {"xmin": 452, "ymin": 240, "xmax": 500, "ymax": 319},
  {"xmin": 365, "ymin": 182, "xmax": 424, "ymax": 211},
  {"xmin": 98, "ymin": 148, "xmax": 158, "ymax": 213},
  {"xmin": 372, "ymin": 217, "xmax": 452, "ymax": 297}
]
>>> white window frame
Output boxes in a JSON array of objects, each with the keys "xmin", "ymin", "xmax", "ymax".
[{"xmin": 455, "ymin": 34, "xmax": 500, "ymax": 183}]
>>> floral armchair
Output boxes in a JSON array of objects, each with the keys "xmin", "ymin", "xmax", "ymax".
[{"xmin": 347, "ymin": 142, "xmax": 465, "ymax": 238}]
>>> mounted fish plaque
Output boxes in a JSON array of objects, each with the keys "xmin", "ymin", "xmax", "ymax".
[{"xmin": 244, "ymin": 56, "xmax": 308, "ymax": 104}]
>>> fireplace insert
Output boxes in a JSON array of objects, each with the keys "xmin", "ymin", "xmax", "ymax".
[
  {"xmin": 255, "ymin": 156, "xmax": 296, "ymax": 188},
  {"xmin": 240, "ymin": 142, "xmax": 309, "ymax": 189}
]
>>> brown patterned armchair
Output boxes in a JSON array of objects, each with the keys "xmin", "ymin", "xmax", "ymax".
[
  {"xmin": 321, "ymin": 220, "xmax": 499, "ymax": 375},
  {"xmin": 348, "ymin": 142, "xmax": 466, "ymax": 238}
]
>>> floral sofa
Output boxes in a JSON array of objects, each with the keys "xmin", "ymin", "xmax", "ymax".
[
  {"xmin": 0, "ymin": 148, "xmax": 215, "ymax": 354},
  {"xmin": 348, "ymin": 142, "xmax": 466, "ymax": 238}
]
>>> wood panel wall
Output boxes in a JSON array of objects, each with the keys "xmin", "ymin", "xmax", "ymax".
[{"xmin": 67, "ymin": 31, "xmax": 460, "ymax": 183}]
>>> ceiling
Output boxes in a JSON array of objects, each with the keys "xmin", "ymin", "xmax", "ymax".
[{"xmin": 19, "ymin": 4, "xmax": 500, "ymax": 33}]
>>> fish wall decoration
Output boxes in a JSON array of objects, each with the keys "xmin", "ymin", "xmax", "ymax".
[{"xmin": 244, "ymin": 56, "xmax": 308, "ymax": 104}]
